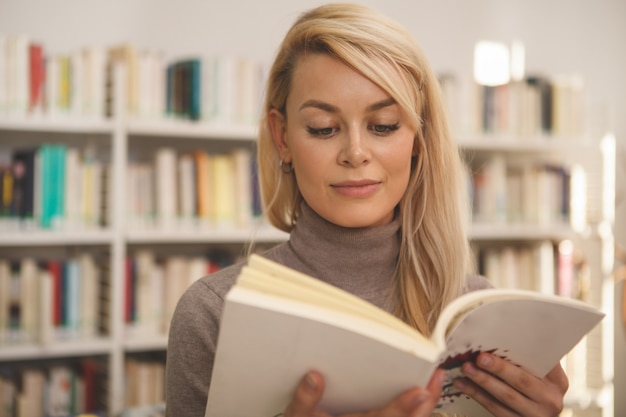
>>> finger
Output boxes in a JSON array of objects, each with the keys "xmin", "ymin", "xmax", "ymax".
[
  {"xmin": 285, "ymin": 371, "xmax": 328, "ymax": 417},
  {"xmin": 351, "ymin": 372, "xmax": 445, "ymax": 417},
  {"xmin": 453, "ymin": 376, "xmax": 519, "ymax": 417},
  {"xmin": 544, "ymin": 363, "xmax": 569, "ymax": 394},
  {"xmin": 461, "ymin": 353, "xmax": 564, "ymax": 416},
  {"xmin": 475, "ymin": 353, "xmax": 547, "ymax": 401}
]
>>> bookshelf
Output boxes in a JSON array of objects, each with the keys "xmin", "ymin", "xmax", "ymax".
[
  {"xmin": 0, "ymin": 62, "xmax": 288, "ymax": 415},
  {"xmin": 458, "ymin": 131, "xmax": 615, "ymax": 416},
  {"xmin": 0, "ymin": 43, "xmax": 616, "ymax": 417}
]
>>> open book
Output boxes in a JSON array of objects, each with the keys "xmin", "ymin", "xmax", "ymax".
[{"xmin": 205, "ymin": 254, "xmax": 604, "ymax": 417}]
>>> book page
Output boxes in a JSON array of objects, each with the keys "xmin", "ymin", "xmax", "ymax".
[
  {"xmin": 242, "ymin": 254, "xmax": 425, "ymax": 341},
  {"xmin": 206, "ymin": 286, "xmax": 440, "ymax": 417},
  {"xmin": 432, "ymin": 290, "xmax": 603, "ymax": 414}
]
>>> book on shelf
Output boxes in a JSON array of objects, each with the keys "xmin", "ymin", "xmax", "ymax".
[
  {"xmin": 0, "ymin": 254, "xmax": 103, "ymax": 346},
  {"xmin": 126, "ymin": 146, "xmax": 255, "ymax": 231},
  {"xmin": 472, "ymin": 73, "xmax": 586, "ymax": 138},
  {"xmin": 205, "ymin": 254, "xmax": 604, "ymax": 417}
]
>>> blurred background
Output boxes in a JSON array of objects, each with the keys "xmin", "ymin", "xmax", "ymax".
[{"xmin": 0, "ymin": 0, "xmax": 624, "ymax": 416}]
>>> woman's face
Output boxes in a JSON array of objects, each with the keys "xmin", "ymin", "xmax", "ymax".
[{"xmin": 269, "ymin": 54, "xmax": 416, "ymax": 228}]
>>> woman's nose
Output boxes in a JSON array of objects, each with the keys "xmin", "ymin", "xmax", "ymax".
[{"xmin": 337, "ymin": 128, "xmax": 371, "ymax": 167}]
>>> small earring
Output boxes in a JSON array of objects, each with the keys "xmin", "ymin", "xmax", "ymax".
[{"xmin": 280, "ymin": 159, "xmax": 293, "ymax": 174}]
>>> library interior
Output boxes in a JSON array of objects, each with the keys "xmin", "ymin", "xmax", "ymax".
[{"xmin": 0, "ymin": 1, "xmax": 624, "ymax": 416}]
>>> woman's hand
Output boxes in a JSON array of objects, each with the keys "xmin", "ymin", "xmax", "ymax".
[
  {"xmin": 453, "ymin": 352, "xmax": 569, "ymax": 417},
  {"xmin": 284, "ymin": 368, "xmax": 446, "ymax": 417}
]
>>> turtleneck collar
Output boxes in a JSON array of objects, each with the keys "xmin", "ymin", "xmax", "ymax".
[{"xmin": 283, "ymin": 203, "xmax": 401, "ymax": 310}]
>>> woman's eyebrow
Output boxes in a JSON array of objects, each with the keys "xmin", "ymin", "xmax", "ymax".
[
  {"xmin": 298, "ymin": 98, "xmax": 397, "ymax": 113},
  {"xmin": 298, "ymin": 99, "xmax": 338, "ymax": 113},
  {"xmin": 367, "ymin": 98, "xmax": 396, "ymax": 112}
]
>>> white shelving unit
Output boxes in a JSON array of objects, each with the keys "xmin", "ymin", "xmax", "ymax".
[
  {"xmin": 0, "ymin": 83, "xmax": 614, "ymax": 416},
  {"xmin": 0, "ymin": 107, "xmax": 288, "ymax": 414},
  {"xmin": 459, "ymin": 134, "xmax": 615, "ymax": 417}
]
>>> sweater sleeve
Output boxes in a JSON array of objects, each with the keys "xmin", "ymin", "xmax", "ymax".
[
  {"xmin": 165, "ymin": 278, "xmax": 224, "ymax": 417},
  {"xmin": 464, "ymin": 274, "xmax": 494, "ymax": 292}
]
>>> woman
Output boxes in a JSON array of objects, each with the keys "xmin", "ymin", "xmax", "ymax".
[{"xmin": 166, "ymin": 4, "xmax": 568, "ymax": 416}]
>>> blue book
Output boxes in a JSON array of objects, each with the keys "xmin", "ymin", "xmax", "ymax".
[
  {"xmin": 65, "ymin": 258, "xmax": 80, "ymax": 338},
  {"xmin": 38, "ymin": 145, "xmax": 54, "ymax": 228}
]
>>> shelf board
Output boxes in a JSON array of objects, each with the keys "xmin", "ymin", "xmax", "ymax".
[
  {"xmin": 457, "ymin": 135, "xmax": 596, "ymax": 153},
  {"xmin": 0, "ymin": 229, "xmax": 114, "ymax": 246},
  {"xmin": 0, "ymin": 338, "xmax": 113, "ymax": 361},
  {"xmin": 123, "ymin": 335, "xmax": 168, "ymax": 352},
  {"xmin": 468, "ymin": 223, "xmax": 575, "ymax": 241},
  {"xmin": 126, "ymin": 119, "xmax": 257, "ymax": 140},
  {"xmin": 0, "ymin": 116, "xmax": 114, "ymax": 133},
  {"xmin": 126, "ymin": 225, "xmax": 288, "ymax": 244}
]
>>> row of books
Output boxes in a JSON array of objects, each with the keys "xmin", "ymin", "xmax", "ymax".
[
  {"xmin": 124, "ymin": 358, "xmax": 164, "ymax": 409},
  {"xmin": 475, "ymin": 75, "xmax": 585, "ymax": 138},
  {"xmin": 0, "ymin": 35, "xmax": 106, "ymax": 119},
  {"xmin": 468, "ymin": 155, "xmax": 586, "ymax": 229},
  {"xmin": 0, "ymin": 358, "xmax": 104, "ymax": 417},
  {"xmin": 127, "ymin": 146, "xmax": 261, "ymax": 231},
  {"xmin": 0, "ymin": 254, "xmax": 104, "ymax": 347},
  {"xmin": 107, "ymin": 45, "xmax": 264, "ymax": 123},
  {"xmin": 125, "ymin": 250, "xmax": 235, "ymax": 338},
  {"xmin": 474, "ymin": 239, "xmax": 588, "ymax": 298},
  {"xmin": 0, "ymin": 145, "xmax": 109, "ymax": 231},
  {"xmin": 475, "ymin": 239, "xmax": 591, "ymax": 393},
  {"xmin": 0, "ymin": 35, "xmax": 264, "ymax": 124}
]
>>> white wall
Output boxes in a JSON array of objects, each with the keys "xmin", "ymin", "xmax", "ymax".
[{"xmin": 1, "ymin": 0, "xmax": 625, "ymax": 414}]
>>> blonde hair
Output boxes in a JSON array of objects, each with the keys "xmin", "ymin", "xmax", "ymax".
[{"xmin": 258, "ymin": 3, "xmax": 472, "ymax": 335}]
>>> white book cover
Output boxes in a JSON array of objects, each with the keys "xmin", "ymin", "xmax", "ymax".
[
  {"xmin": 12, "ymin": 35, "xmax": 29, "ymax": 116},
  {"xmin": 236, "ymin": 58, "xmax": 261, "ymax": 125},
  {"xmin": 206, "ymin": 255, "xmax": 604, "ymax": 417},
  {"xmin": 178, "ymin": 153, "xmax": 195, "ymax": 226},
  {"xmin": 18, "ymin": 257, "xmax": 38, "ymax": 344},
  {"xmin": 212, "ymin": 56, "xmax": 237, "ymax": 124},
  {"xmin": 162, "ymin": 256, "xmax": 188, "ymax": 334},
  {"xmin": 187, "ymin": 256, "xmax": 208, "ymax": 287},
  {"xmin": 38, "ymin": 269, "xmax": 54, "ymax": 346},
  {"xmin": 82, "ymin": 46, "xmax": 106, "ymax": 118},
  {"xmin": 134, "ymin": 250, "xmax": 159, "ymax": 336},
  {"xmin": 155, "ymin": 147, "xmax": 177, "ymax": 229},
  {"xmin": 70, "ymin": 50, "xmax": 84, "ymax": 117}
]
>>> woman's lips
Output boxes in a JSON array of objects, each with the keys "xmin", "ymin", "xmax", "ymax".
[{"xmin": 331, "ymin": 180, "xmax": 381, "ymax": 198}]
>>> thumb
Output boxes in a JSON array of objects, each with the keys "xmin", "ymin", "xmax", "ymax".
[{"xmin": 285, "ymin": 371, "xmax": 325, "ymax": 416}]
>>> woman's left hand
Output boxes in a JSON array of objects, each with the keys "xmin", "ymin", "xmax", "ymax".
[{"xmin": 453, "ymin": 352, "xmax": 569, "ymax": 417}]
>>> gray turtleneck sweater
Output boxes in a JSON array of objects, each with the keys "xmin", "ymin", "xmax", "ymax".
[{"xmin": 165, "ymin": 204, "xmax": 491, "ymax": 416}]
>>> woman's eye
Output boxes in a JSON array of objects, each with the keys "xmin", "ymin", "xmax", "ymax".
[
  {"xmin": 307, "ymin": 126, "xmax": 335, "ymax": 137},
  {"xmin": 372, "ymin": 123, "xmax": 400, "ymax": 134}
]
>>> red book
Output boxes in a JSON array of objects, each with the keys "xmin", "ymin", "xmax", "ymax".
[
  {"xmin": 81, "ymin": 358, "xmax": 98, "ymax": 411},
  {"xmin": 47, "ymin": 260, "xmax": 62, "ymax": 326},
  {"xmin": 29, "ymin": 43, "xmax": 45, "ymax": 112}
]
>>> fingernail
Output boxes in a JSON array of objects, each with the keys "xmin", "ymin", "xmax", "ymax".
[
  {"xmin": 410, "ymin": 391, "xmax": 431, "ymax": 406},
  {"xmin": 478, "ymin": 354, "xmax": 493, "ymax": 368},
  {"xmin": 463, "ymin": 363, "xmax": 478, "ymax": 376},
  {"xmin": 305, "ymin": 373, "xmax": 318, "ymax": 391},
  {"xmin": 437, "ymin": 371, "xmax": 447, "ymax": 386},
  {"xmin": 453, "ymin": 378, "xmax": 467, "ymax": 390}
]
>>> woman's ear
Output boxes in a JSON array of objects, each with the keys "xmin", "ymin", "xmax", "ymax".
[{"xmin": 268, "ymin": 109, "xmax": 291, "ymax": 162}]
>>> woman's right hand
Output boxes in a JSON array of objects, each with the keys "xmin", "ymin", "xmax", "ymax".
[{"xmin": 284, "ymin": 369, "xmax": 445, "ymax": 417}]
